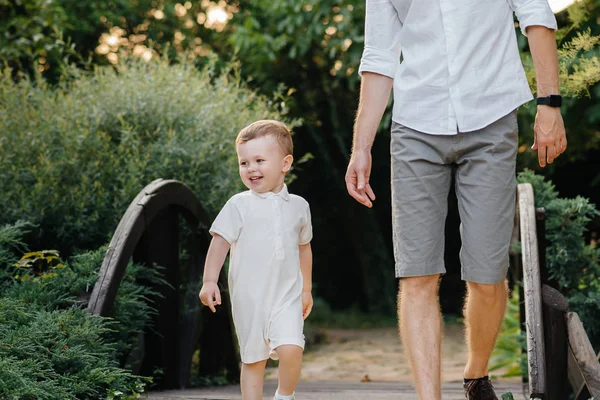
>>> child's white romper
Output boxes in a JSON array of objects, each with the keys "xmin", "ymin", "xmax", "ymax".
[{"xmin": 209, "ymin": 184, "xmax": 312, "ymax": 363}]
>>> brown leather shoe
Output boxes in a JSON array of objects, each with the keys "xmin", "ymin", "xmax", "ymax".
[{"xmin": 464, "ymin": 378, "xmax": 499, "ymax": 400}]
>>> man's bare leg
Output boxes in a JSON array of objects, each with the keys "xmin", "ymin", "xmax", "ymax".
[
  {"xmin": 399, "ymin": 274, "xmax": 442, "ymax": 400},
  {"xmin": 463, "ymin": 281, "xmax": 508, "ymax": 379}
]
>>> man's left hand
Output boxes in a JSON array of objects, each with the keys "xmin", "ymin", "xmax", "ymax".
[{"xmin": 532, "ymin": 106, "xmax": 567, "ymax": 167}]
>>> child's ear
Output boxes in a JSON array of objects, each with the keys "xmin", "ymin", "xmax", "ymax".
[{"xmin": 282, "ymin": 154, "xmax": 294, "ymax": 173}]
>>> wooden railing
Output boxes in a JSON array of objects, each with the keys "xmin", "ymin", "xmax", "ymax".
[
  {"xmin": 88, "ymin": 179, "xmax": 239, "ymax": 389},
  {"xmin": 517, "ymin": 183, "xmax": 600, "ymax": 400}
]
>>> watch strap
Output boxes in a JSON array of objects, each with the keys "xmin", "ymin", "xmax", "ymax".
[{"xmin": 536, "ymin": 94, "xmax": 562, "ymax": 107}]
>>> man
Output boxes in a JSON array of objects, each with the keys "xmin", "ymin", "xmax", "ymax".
[{"xmin": 345, "ymin": 0, "xmax": 567, "ymax": 399}]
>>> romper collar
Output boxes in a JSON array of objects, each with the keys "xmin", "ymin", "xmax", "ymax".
[{"xmin": 251, "ymin": 184, "xmax": 290, "ymax": 201}]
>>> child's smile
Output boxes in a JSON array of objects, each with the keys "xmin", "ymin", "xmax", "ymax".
[{"xmin": 237, "ymin": 135, "xmax": 292, "ymax": 194}]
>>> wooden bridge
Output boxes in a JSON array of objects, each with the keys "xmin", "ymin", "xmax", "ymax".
[
  {"xmin": 145, "ymin": 381, "xmax": 526, "ymax": 399},
  {"xmin": 87, "ymin": 179, "xmax": 600, "ymax": 399}
]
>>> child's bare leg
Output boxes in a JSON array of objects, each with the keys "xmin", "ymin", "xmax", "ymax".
[
  {"xmin": 241, "ymin": 360, "xmax": 267, "ymax": 400},
  {"xmin": 275, "ymin": 345, "xmax": 303, "ymax": 396}
]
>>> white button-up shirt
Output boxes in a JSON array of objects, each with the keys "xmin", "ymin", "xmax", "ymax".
[{"xmin": 358, "ymin": 0, "xmax": 557, "ymax": 135}]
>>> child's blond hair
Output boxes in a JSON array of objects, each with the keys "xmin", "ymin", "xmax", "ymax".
[{"xmin": 236, "ymin": 120, "xmax": 293, "ymax": 156}]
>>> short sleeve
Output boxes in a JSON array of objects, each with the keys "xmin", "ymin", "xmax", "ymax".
[
  {"xmin": 209, "ymin": 197, "xmax": 243, "ymax": 244},
  {"xmin": 299, "ymin": 203, "xmax": 313, "ymax": 245}
]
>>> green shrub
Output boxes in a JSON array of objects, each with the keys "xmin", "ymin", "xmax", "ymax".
[
  {"xmin": 492, "ymin": 171, "xmax": 600, "ymax": 377},
  {"xmin": 0, "ymin": 58, "xmax": 293, "ymax": 256},
  {"xmin": 0, "ymin": 221, "xmax": 34, "ymax": 283},
  {"xmin": 490, "ymin": 288, "xmax": 527, "ymax": 378},
  {"xmin": 518, "ymin": 170, "xmax": 600, "ymax": 349},
  {"xmin": 0, "ymin": 0, "xmax": 77, "ymax": 83},
  {"xmin": 0, "ymin": 220, "xmax": 165, "ymax": 398},
  {"xmin": 0, "ymin": 297, "xmax": 149, "ymax": 400},
  {"xmin": 3, "ymin": 245, "xmax": 163, "ymax": 366}
]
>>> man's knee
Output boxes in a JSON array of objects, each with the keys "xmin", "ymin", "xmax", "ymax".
[
  {"xmin": 466, "ymin": 280, "xmax": 507, "ymax": 300},
  {"xmin": 400, "ymin": 274, "xmax": 441, "ymax": 298}
]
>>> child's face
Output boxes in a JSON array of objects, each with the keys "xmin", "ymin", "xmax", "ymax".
[{"xmin": 237, "ymin": 135, "xmax": 292, "ymax": 193}]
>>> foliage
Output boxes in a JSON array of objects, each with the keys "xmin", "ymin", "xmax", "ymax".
[
  {"xmin": 0, "ymin": 297, "xmax": 149, "ymax": 400},
  {"xmin": 0, "ymin": 57, "xmax": 291, "ymax": 256},
  {"xmin": 0, "ymin": 0, "xmax": 78, "ymax": 82},
  {"xmin": 2, "ymin": 0, "xmax": 599, "ymax": 317},
  {"xmin": 519, "ymin": 170, "xmax": 600, "ymax": 349},
  {"xmin": 3, "ymin": 244, "xmax": 163, "ymax": 365},
  {"xmin": 492, "ymin": 170, "xmax": 600, "ymax": 376},
  {"xmin": 13, "ymin": 250, "xmax": 66, "ymax": 281},
  {"xmin": 0, "ymin": 221, "xmax": 165, "ymax": 397},
  {"xmin": 490, "ymin": 288, "xmax": 527, "ymax": 378},
  {"xmin": 517, "ymin": 0, "xmax": 600, "ymax": 174},
  {"xmin": 0, "ymin": 220, "xmax": 33, "ymax": 271}
]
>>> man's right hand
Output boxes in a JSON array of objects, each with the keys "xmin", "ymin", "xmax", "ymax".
[
  {"xmin": 345, "ymin": 150, "xmax": 376, "ymax": 208},
  {"xmin": 199, "ymin": 281, "xmax": 221, "ymax": 313}
]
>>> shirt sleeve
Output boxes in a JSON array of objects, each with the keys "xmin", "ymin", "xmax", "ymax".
[
  {"xmin": 299, "ymin": 203, "xmax": 313, "ymax": 245},
  {"xmin": 358, "ymin": 0, "xmax": 403, "ymax": 78},
  {"xmin": 209, "ymin": 197, "xmax": 243, "ymax": 245},
  {"xmin": 506, "ymin": 0, "xmax": 557, "ymax": 37}
]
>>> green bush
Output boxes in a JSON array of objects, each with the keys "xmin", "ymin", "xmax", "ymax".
[
  {"xmin": 0, "ymin": 58, "xmax": 292, "ymax": 255},
  {"xmin": 0, "ymin": 0, "xmax": 78, "ymax": 83},
  {"xmin": 492, "ymin": 171, "xmax": 600, "ymax": 377},
  {"xmin": 3, "ymin": 244, "xmax": 163, "ymax": 366},
  {"xmin": 0, "ymin": 222, "xmax": 164, "ymax": 397},
  {"xmin": 0, "ymin": 221, "xmax": 34, "ymax": 280},
  {"xmin": 518, "ymin": 170, "xmax": 600, "ymax": 349},
  {"xmin": 0, "ymin": 297, "xmax": 149, "ymax": 400}
]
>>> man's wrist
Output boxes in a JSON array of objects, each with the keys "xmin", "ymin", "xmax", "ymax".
[
  {"xmin": 536, "ymin": 94, "xmax": 562, "ymax": 108},
  {"xmin": 203, "ymin": 279, "xmax": 218, "ymax": 285},
  {"xmin": 352, "ymin": 141, "xmax": 373, "ymax": 153}
]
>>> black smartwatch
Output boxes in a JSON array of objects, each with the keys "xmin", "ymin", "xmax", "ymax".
[{"xmin": 536, "ymin": 94, "xmax": 562, "ymax": 107}]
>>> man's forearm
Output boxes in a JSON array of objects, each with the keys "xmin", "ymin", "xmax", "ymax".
[
  {"xmin": 526, "ymin": 25, "xmax": 560, "ymax": 96},
  {"xmin": 353, "ymin": 72, "xmax": 394, "ymax": 153}
]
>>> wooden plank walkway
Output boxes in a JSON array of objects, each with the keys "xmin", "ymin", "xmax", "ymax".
[{"xmin": 147, "ymin": 380, "xmax": 527, "ymax": 399}]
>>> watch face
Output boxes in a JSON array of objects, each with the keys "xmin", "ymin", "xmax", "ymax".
[{"xmin": 537, "ymin": 95, "xmax": 562, "ymax": 107}]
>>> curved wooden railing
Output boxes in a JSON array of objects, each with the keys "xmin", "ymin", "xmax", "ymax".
[
  {"xmin": 88, "ymin": 179, "xmax": 239, "ymax": 389},
  {"xmin": 517, "ymin": 183, "xmax": 600, "ymax": 400}
]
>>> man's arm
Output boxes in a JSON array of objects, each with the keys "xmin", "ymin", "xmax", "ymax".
[
  {"xmin": 527, "ymin": 25, "xmax": 567, "ymax": 167},
  {"xmin": 345, "ymin": 72, "xmax": 393, "ymax": 208},
  {"xmin": 347, "ymin": 0, "xmax": 401, "ymax": 207}
]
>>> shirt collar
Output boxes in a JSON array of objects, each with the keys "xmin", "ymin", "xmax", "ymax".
[{"xmin": 251, "ymin": 184, "xmax": 290, "ymax": 201}]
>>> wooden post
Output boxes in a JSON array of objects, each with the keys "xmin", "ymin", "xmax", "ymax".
[
  {"xmin": 535, "ymin": 209, "xmax": 548, "ymax": 286},
  {"xmin": 566, "ymin": 312, "xmax": 600, "ymax": 399},
  {"xmin": 517, "ymin": 183, "xmax": 547, "ymax": 398},
  {"xmin": 541, "ymin": 285, "xmax": 569, "ymax": 400},
  {"xmin": 88, "ymin": 179, "xmax": 241, "ymax": 389}
]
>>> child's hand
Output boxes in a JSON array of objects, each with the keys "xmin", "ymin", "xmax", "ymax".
[
  {"xmin": 199, "ymin": 281, "xmax": 221, "ymax": 313},
  {"xmin": 302, "ymin": 291, "xmax": 313, "ymax": 320}
]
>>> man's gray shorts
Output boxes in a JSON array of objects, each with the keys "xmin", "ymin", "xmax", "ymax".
[{"xmin": 391, "ymin": 111, "xmax": 518, "ymax": 284}]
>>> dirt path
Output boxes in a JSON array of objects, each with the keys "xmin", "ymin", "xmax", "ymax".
[{"xmin": 266, "ymin": 324, "xmax": 518, "ymax": 384}]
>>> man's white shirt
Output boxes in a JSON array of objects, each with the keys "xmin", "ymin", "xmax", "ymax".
[{"xmin": 359, "ymin": 0, "xmax": 557, "ymax": 135}]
